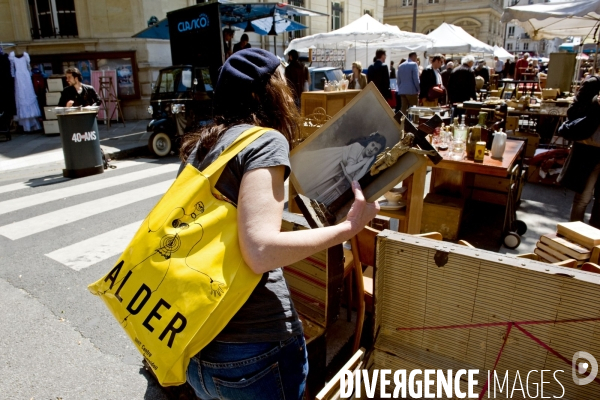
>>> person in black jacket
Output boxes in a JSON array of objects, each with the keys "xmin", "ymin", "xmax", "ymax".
[
  {"xmin": 419, "ymin": 54, "xmax": 444, "ymax": 105},
  {"xmin": 233, "ymin": 34, "xmax": 252, "ymax": 53},
  {"xmin": 367, "ymin": 48, "xmax": 391, "ymax": 99},
  {"xmin": 447, "ymin": 55, "xmax": 476, "ymax": 104},
  {"xmin": 557, "ymin": 75, "xmax": 600, "ymax": 227},
  {"xmin": 474, "ymin": 60, "xmax": 490, "ymax": 86},
  {"xmin": 58, "ymin": 67, "xmax": 100, "ymax": 107}
]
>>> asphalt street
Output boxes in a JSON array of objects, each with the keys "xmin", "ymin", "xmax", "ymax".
[{"xmin": 0, "ymin": 156, "xmax": 180, "ymax": 399}]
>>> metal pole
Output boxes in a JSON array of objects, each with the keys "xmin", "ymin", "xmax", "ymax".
[{"xmin": 412, "ymin": 0, "xmax": 418, "ymax": 33}]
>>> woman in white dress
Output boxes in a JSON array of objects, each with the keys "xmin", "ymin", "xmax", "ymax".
[
  {"xmin": 292, "ymin": 133, "xmax": 387, "ymax": 205},
  {"xmin": 9, "ymin": 52, "xmax": 41, "ymax": 132}
]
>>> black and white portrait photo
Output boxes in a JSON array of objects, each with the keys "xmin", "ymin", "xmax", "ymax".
[{"xmin": 290, "ymin": 84, "xmax": 410, "ymax": 209}]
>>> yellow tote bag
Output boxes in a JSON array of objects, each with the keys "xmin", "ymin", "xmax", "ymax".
[{"xmin": 88, "ymin": 127, "xmax": 270, "ymax": 386}]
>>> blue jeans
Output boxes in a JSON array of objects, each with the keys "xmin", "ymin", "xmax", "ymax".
[{"xmin": 186, "ymin": 334, "xmax": 308, "ymax": 400}]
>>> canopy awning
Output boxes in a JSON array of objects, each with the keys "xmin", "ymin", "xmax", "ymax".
[
  {"xmin": 494, "ymin": 45, "xmax": 514, "ymax": 60},
  {"xmin": 284, "ymin": 14, "xmax": 432, "ymax": 54},
  {"xmin": 426, "ymin": 23, "xmax": 494, "ymax": 54},
  {"xmin": 133, "ymin": 1, "xmax": 327, "ymax": 40},
  {"xmin": 501, "ymin": 0, "xmax": 600, "ymax": 40}
]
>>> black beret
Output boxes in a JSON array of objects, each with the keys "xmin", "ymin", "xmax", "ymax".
[{"xmin": 214, "ymin": 48, "xmax": 281, "ymax": 116}]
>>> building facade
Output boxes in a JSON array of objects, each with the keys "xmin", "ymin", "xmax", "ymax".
[
  {"xmin": 1, "ymin": 0, "xmax": 199, "ymax": 119},
  {"xmin": 503, "ymin": 0, "xmax": 562, "ymax": 57},
  {"xmin": 383, "ymin": 0, "xmax": 505, "ymax": 47},
  {"xmin": 1, "ymin": 0, "xmax": 384, "ymax": 119}
]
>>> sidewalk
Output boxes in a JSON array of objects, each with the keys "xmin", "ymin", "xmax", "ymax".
[
  {"xmin": 0, "ymin": 120, "xmax": 151, "ymax": 171},
  {"xmin": 0, "ymin": 277, "xmax": 168, "ymax": 399}
]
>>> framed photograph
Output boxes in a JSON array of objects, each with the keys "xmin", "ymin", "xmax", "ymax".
[{"xmin": 290, "ymin": 84, "xmax": 426, "ymax": 224}]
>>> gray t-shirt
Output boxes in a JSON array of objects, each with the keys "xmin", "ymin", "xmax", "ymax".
[{"xmin": 183, "ymin": 124, "xmax": 303, "ymax": 342}]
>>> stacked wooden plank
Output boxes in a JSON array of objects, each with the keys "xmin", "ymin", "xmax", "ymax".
[{"xmin": 534, "ymin": 221, "xmax": 600, "ymax": 266}]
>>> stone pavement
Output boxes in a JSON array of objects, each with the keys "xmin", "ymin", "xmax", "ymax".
[{"xmin": 0, "ymin": 120, "xmax": 152, "ymax": 172}]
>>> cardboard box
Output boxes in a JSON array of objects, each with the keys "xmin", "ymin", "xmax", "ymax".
[
  {"xmin": 420, "ymin": 193, "xmax": 464, "ymax": 240},
  {"xmin": 46, "ymin": 92, "xmax": 61, "ymax": 106},
  {"xmin": 542, "ymin": 88, "xmax": 559, "ymax": 99},
  {"xmin": 44, "ymin": 107, "xmax": 57, "ymax": 120},
  {"xmin": 510, "ymin": 130, "xmax": 540, "ymax": 158},
  {"xmin": 505, "ymin": 115, "xmax": 519, "ymax": 131},
  {"xmin": 42, "ymin": 120, "xmax": 59, "ymax": 134},
  {"xmin": 47, "ymin": 78, "xmax": 64, "ymax": 92},
  {"xmin": 363, "ymin": 231, "xmax": 600, "ymax": 399}
]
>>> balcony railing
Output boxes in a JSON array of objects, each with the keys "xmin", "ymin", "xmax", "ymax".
[{"xmin": 31, "ymin": 27, "xmax": 78, "ymax": 39}]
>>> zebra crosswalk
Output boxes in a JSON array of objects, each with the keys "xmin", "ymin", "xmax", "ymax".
[
  {"xmin": 0, "ymin": 157, "xmax": 290, "ymax": 273},
  {"xmin": 0, "ymin": 158, "xmax": 179, "ymax": 271}
]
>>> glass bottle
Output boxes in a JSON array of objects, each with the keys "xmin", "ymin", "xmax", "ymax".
[
  {"xmin": 454, "ymin": 115, "xmax": 468, "ymax": 141},
  {"xmin": 467, "ymin": 112, "xmax": 486, "ymax": 159},
  {"xmin": 438, "ymin": 123, "xmax": 449, "ymax": 151}
]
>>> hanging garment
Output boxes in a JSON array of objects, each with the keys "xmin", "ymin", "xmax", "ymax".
[
  {"xmin": 9, "ymin": 51, "xmax": 41, "ymax": 132},
  {"xmin": 0, "ymin": 53, "xmax": 15, "ymax": 117}
]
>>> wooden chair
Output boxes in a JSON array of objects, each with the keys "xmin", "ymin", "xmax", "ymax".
[
  {"xmin": 581, "ymin": 262, "xmax": 600, "ymax": 274},
  {"xmin": 342, "ymin": 226, "xmax": 378, "ymax": 353},
  {"xmin": 315, "ymin": 348, "xmax": 365, "ymax": 400},
  {"xmin": 344, "ymin": 228, "xmax": 442, "ymax": 353}
]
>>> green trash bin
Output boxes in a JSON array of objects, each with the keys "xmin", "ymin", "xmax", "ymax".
[{"xmin": 57, "ymin": 107, "xmax": 104, "ymax": 178}]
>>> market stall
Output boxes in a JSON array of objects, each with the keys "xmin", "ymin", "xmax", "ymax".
[
  {"xmin": 426, "ymin": 23, "xmax": 495, "ymax": 56},
  {"xmin": 284, "ymin": 14, "xmax": 432, "ymax": 70}
]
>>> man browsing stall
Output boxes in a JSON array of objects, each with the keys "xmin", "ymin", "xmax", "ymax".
[{"xmin": 58, "ymin": 67, "xmax": 100, "ymax": 107}]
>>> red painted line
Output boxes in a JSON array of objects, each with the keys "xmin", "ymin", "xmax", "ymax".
[
  {"xmin": 395, "ymin": 317, "xmax": 600, "ymax": 397},
  {"xmin": 396, "ymin": 317, "xmax": 600, "ymax": 331},
  {"xmin": 289, "ymin": 288, "xmax": 325, "ymax": 310},
  {"xmin": 305, "ymin": 256, "xmax": 326, "ymax": 269}
]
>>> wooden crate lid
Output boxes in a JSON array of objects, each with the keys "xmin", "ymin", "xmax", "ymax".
[
  {"xmin": 372, "ymin": 231, "xmax": 600, "ymax": 399},
  {"xmin": 281, "ymin": 212, "xmax": 344, "ymax": 333}
]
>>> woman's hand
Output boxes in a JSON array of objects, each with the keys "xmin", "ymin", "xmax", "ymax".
[{"xmin": 344, "ymin": 181, "xmax": 380, "ymax": 235}]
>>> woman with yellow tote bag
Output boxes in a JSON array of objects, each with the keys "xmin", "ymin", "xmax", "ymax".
[{"xmin": 93, "ymin": 49, "xmax": 380, "ymax": 399}]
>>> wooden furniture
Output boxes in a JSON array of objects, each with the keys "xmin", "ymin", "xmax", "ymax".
[
  {"xmin": 372, "ymin": 160, "xmax": 427, "ymax": 234},
  {"xmin": 420, "ymin": 193, "xmax": 465, "ymax": 240},
  {"xmin": 364, "ymin": 231, "xmax": 600, "ymax": 398},
  {"xmin": 280, "ymin": 212, "xmax": 344, "ymax": 398},
  {"xmin": 425, "ymin": 140, "xmax": 524, "ymax": 239},
  {"xmin": 343, "ymin": 228, "xmax": 444, "ymax": 354},
  {"xmin": 300, "ymin": 90, "xmax": 361, "ymax": 118},
  {"xmin": 428, "ymin": 139, "xmax": 524, "ymax": 194},
  {"xmin": 316, "ymin": 347, "xmax": 365, "ymax": 400}
]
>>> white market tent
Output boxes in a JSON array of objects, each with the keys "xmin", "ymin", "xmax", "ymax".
[
  {"xmin": 427, "ymin": 23, "xmax": 494, "ymax": 55},
  {"xmin": 494, "ymin": 45, "xmax": 515, "ymax": 61},
  {"xmin": 284, "ymin": 14, "xmax": 432, "ymax": 67},
  {"xmin": 501, "ymin": 0, "xmax": 600, "ymax": 40}
]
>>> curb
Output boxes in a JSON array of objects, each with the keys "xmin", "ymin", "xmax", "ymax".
[{"xmin": 103, "ymin": 145, "xmax": 151, "ymax": 161}]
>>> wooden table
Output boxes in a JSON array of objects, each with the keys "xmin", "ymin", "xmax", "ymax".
[
  {"xmin": 428, "ymin": 139, "xmax": 524, "ymax": 195},
  {"xmin": 301, "ymin": 90, "xmax": 361, "ymax": 118}
]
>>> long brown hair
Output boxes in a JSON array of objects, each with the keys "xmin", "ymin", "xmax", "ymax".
[{"xmin": 180, "ymin": 70, "xmax": 301, "ymax": 162}]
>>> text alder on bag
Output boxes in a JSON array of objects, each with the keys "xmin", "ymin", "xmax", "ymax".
[{"xmin": 105, "ymin": 260, "xmax": 187, "ymax": 348}]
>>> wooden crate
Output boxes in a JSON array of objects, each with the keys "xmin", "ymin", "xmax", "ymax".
[
  {"xmin": 281, "ymin": 212, "xmax": 344, "ymax": 398},
  {"xmin": 420, "ymin": 193, "xmax": 464, "ymax": 240},
  {"xmin": 471, "ymin": 171, "xmax": 525, "ymax": 205},
  {"xmin": 509, "ymin": 131, "xmax": 540, "ymax": 158},
  {"xmin": 320, "ymin": 233, "xmax": 600, "ymax": 398},
  {"xmin": 505, "ymin": 116, "xmax": 519, "ymax": 132},
  {"xmin": 300, "ymin": 90, "xmax": 360, "ymax": 118},
  {"xmin": 364, "ymin": 231, "xmax": 600, "ymax": 399}
]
